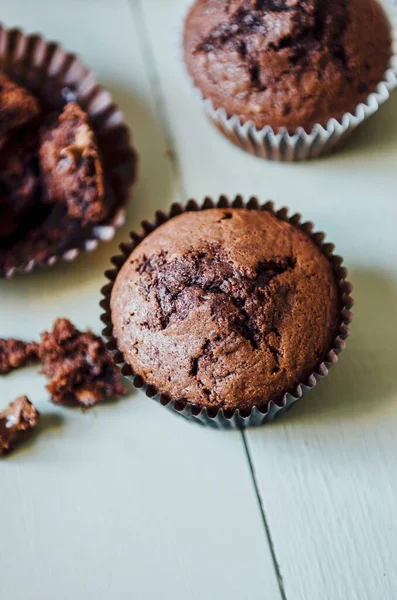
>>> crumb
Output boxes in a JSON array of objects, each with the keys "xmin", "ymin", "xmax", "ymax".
[
  {"xmin": 0, "ymin": 396, "xmax": 39, "ymax": 456},
  {"xmin": 39, "ymin": 102, "xmax": 106, "ymax": 227},
  {"xmin": 0, "ymin": 72, "xmax": 40, "ymax": 143},
  {"xmin": 39, "ymin": 318, "xmax": 127, "ymax": 407},
  {"xmin": 0, "ymin": 339, "xmax": 40, "ymax": 375}
]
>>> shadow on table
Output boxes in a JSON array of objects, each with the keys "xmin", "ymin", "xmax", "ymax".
[
  {"xmin": 0, "ymin": 85, "xmax": 175, "ymax": 297},
  {"xmin": 274, "ymin": 268, "xmax": 397, "ymax": 426},
  {"xmin": 331, "ymin": 90, "xmax": 397, "ymax": 160},
  {"xmin": 7, "ymin": 412, "xmax": 64, "ymax": 459},
  {"xmin": 7, "ymin": 378, "xmax": 138, "ymax": 458}
]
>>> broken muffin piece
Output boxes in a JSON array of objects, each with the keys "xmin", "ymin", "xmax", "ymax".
[
  {"xmin": 39, "ymin": 102, "xmax": 107, "ymax": 227},
  {"xmin": 0, "ymin": 73, "xmax": 39, "ymax": 144},
  {"xmin": 39, "ymin": 318, "xmax": 127, "ymax": 408},
  {"xmin": 0, "ymin": 396, "xmax": 39, "ymax": 456},
  {"xmin": 0, "ymin": 339, "xmax": 40, "ymax": 375}
]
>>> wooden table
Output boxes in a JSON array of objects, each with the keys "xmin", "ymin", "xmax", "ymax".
[{"xmin": 1, "ymin": 1, "xmax": 396, "ymax": 599}]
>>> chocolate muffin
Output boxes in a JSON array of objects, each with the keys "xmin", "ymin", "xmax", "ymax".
[
  {"xmin": 109, "ymin": 208, "xmax": 341, "ymax": 414},
  {"xmin": 184, "ymin": 0, "xmax": 393, "ymax": 132},
  {"xmin": 0, "ymin": 25, "xmax": 136, "ymax": 278}
]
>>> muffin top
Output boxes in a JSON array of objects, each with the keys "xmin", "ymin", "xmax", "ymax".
[
  {"xmin": 184, "ymin": 0, "xmax": 392, "ymax": 132},
  {"xmin": 110, "ymin": 208, "xmax": 340, "ymax": 413}
]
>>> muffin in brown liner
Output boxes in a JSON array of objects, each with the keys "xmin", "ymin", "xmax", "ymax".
[
  {"xmin": 0, "ymin": 25, "xmax": 137, "ymax": 278},
  {"xmin": 100, "ymin": 196, "xmax": 353, "ymax": 430}
]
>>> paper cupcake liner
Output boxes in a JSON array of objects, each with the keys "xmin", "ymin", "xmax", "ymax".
[
  {"xmin": 100, "ymin": 196, "xmax": 354, "ymax": 430},
  {"xmin": 0, "ymin": 25, "xmax": 137, "ymax": 278},
  {"xmin": 184, "ymin": 4, "xmax": 397, "ymax": 162}
]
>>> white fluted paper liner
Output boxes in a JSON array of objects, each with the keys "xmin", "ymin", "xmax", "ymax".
[
  {"xmin": 100, "ymin": 196, "xmax": 354, "ymax": 430},
  {"xmin": 185, "ymin": 4, "xmax": 397, "ymax": 162},
  {"xmin": 0, "ymin": 25, "xmax": 136, "ymax": 278}
]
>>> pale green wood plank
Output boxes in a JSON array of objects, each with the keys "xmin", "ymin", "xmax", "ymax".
[
  {"xmin": 139, "ymin": 0, "xmax": 397, "ymax": 598},
  {"xmin": 0, "ymin": 2, "xmax": 281, "ymax": 599}
]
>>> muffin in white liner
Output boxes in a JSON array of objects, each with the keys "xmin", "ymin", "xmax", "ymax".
[
  {"xmin": 0, "ymin": 25, "xmax": 137, "ymax": 278},
  {"xmin": 183, "ymin": 1, "xmax": 397, "ymax": 162}
]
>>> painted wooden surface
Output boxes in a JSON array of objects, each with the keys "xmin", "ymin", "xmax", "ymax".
[{"xmin": 0, "ymin": 1, "xmax": 396, "ymax": 599}]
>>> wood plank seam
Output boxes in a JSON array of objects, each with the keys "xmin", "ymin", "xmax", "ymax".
[
  {"xmin": 242, "ymin": 431, "xmax": 288, "ymax": 600},
  {"xmin": 130, "ymin": 0, "xmax": 187, "ymax": 200},
  {"xmin": 130, "ymin": 1, "xmax": 291, "ymax": 591}
]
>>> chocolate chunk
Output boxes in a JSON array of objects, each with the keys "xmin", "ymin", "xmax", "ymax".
[
  {"xmin": 0, "ymin": 339, "xmax": 40, "ymax": 375},
  {"xmin": 39, "ymin": 102, "xmax": 107, "ymax": 227},
  {"xmin": 39, "ymin": 318, "xmax": 127, "ymax": 407},
  {"xmin": 0, "ymin": 72, "xmax": 40, "ymax": 143},
  {"xmin": 0, "ymin": 396, "xmax": 39, "ymax": 456}
]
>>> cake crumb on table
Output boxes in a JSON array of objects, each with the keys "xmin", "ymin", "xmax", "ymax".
[
  {"xmin": 39, "ymin": 318, "xmax": 127, "ymax": 408},
  {"xmin": 0, "ymin": 339, "xmax": 40, "ymax": 375},
  {"xmin": 0, "ymin": 396, "xmax": 39, "ymax": 456}
]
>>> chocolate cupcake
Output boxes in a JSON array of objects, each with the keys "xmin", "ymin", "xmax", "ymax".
[
  {"xmin": 183, "ymin": 0, "xmax": 396, "ymax": 161},
  {"xmin": 101, "ymin": 197, "xmax": 353, "ymax": 429},
  {"xmin": 0, "ymin": 25, "xmax": 137, "ymax": 278}
]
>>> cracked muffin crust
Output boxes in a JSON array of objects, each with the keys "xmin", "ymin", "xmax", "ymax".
[
  {"xmin": 184, "ymin": 0, "xmax": 392, "ymax": 132},
  {"xmin": 110, "ymin": 208, "xmax": 340, "ymax": 413}
]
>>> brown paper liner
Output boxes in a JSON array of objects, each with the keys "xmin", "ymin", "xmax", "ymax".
[
  {"xmin": 100, "ymin": 196, "xmax": 353, "ymax": 429},
  {"xmin": 0, "ymin": 25, "xmax": 137, "ymax": 278}
]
